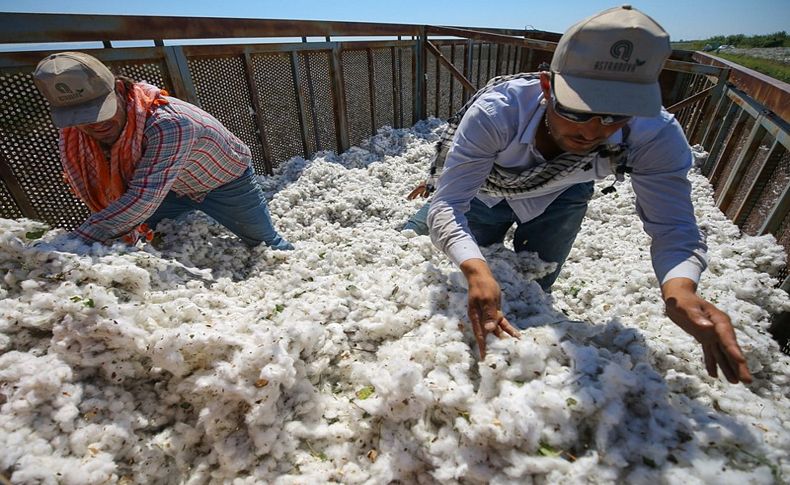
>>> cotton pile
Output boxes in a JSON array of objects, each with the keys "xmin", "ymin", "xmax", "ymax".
[{"xmin": 1, "ymin": 120, "xmax": 788, "ymax": 484}]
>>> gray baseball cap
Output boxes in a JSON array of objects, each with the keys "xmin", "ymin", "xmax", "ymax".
[
  {"xmin": 550, "ymin": 5, "xmax": 671, "ymax": 117},
  {"xmin": 33, "ymin": 52, "xmax": 118, "ymax": 128}
]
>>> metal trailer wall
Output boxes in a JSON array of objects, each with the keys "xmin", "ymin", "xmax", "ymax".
[{"xmin": 1, "ymin": 13, "xmax": 789, "ymax": 286}]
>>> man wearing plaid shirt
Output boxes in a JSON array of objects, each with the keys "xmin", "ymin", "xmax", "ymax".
[{"xmin": 33, "ymin": 51, "xmax": 293, "ymax": 250}]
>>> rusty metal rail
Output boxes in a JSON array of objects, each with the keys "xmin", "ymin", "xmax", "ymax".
[{"xmin": 1, "ymin": 13, "xmax": 789, "ymax": 287}]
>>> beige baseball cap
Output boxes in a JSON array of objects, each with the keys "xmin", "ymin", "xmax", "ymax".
[
  {"xmin": 33, "ymin": 52, "xmax": 118, "ymax": 128},
  {"xmin": 550, "ymin": 5, "xmax": 671, "ymax": 117}
]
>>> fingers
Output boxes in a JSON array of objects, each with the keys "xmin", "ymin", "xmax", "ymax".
[
  {"xmin": 710, "ymin": 313, "xmax": 754, "ymax": 384},
  {"xmin": 703, "ymin": 344, "xmax": 718, "ymax": 378},
  {"xmin": 713, "ymin": 344, "xmax": 738, "ymax": 383},
  {"xmin": 719, "ymin": 341, "xmax": 753, "ymax": 384},
  {"xmin": 471, "ymin": 307, "xmax": 522, "ymax": 359},
  {"xmin": 500, "ymin": 317, "xmax": 521, "ymax": 339},
  {"xmin": 468, "ymin": 303, "xmax": 487, "ymax": 359},
  {"xmin": 406, "ymin": 184, "xmax": 427, "ymax": 200}
]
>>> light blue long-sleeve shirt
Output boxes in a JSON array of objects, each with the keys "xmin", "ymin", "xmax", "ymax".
[{"xmin": 426, "ymin": 77, "xmax": 707, "ymax": 285}]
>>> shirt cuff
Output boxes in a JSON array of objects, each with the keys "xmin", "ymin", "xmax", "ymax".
[
  {"xmin": 660, "ymin": 257, "xmax": 705, "ymax": 286},
  {"xmin": 446, "ymin": 240, "xmax": 486, "ymax": 267}
]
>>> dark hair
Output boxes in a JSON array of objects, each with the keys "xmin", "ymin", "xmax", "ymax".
[{"xmin": 114, "ymin": 74, "xmax": 137, "ymax": 92}]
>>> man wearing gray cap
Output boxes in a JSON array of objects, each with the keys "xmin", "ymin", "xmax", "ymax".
[
  {"xmin": 33, "ymin": 51, "xmax": 293, "ymax": 250},
  {"xmin": 405, "ymin": 6, "xmax": 752, "ymax": 384}
]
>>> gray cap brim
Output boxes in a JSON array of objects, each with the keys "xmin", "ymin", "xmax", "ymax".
[
  {"xmin": 553, "ymin": 72, "xmax": 662, "ymax": 118},
  {"xmin": 49, "ymin": 91, "xmax": 117, "ymax": 129}
]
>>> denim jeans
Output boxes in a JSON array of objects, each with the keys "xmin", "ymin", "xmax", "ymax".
[
  {"xmin": 403, "ymin": 181, "xmax": 594, "ymax": 290},
  {"xmin": 146, "ymin": 167, "xmax": 293, "ymax": 250}
]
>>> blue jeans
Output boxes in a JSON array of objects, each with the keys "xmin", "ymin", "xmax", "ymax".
[
  {"xmin": 146, "ymin": 167, "xmax": 293, "ymax": 250},
  {"xmin": 403, "ymin": 182, "xmax": 594, "ymax": 290}
]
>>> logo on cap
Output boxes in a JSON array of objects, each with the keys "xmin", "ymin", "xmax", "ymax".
[
  {"xmin": 54, "ymin": 82, "xmax": 85, "ymax": 102},
  {"xmin": 593, "ymin": 40, "xmax": 648, "ymax": 73},
  {"xmin": 55, "ymin": 83, "xmax": 72, "ymax": 94},
  {"xmin": 609, "ymin": 40, "xmax": 633, "ymax": 61}
]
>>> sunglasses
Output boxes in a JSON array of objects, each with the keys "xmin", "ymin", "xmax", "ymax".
[{"xmin": 550, "ymin": 90, "xmax": 632, "ymax": 126}]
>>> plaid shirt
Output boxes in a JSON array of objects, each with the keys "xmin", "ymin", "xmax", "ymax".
[{"xmin": 71, "ymin": 96, "xmax": 251, "ymax": 243}]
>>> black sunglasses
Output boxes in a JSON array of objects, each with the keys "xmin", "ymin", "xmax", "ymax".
[{"xmin": 549, "ymin": 87, "xmax": 632, "ymax": 126}]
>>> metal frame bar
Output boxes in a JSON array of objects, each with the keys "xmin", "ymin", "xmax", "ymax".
[
  {"xmin": 760, "ymin": 179, "xmax": 790, "ymax": 236},
  {"xmin": 702, "ymin": 101, "xmax": 741, "ymax": 175},
  {"xmin": 709, "ymin": 109, "xmax": 750, "ymax": 183},
  {"xmin": 0, "ymin": 151, "xmax": 39, "ymax": 220},
  {"xmin": 366, "ymin": 48, "xmax": 377, "ymax": 135},
  {"xmin": 290, "ymin": 51, "xmax": 310, "ymax": 157},
  {"xmin": 0, "ymin": 13, "xmax": 423, "ymax": 43},
  {"xmin": 691, "ymin": 67, "xmax": 730, "ymax": 145},
  {"xmin": 328, "ymin": 45, "xmax": 350, "ymax": 153},
  {"xmin": 242, "ymin": 52, "xmax": 274, "ymax": 174},
  {"xmin": 425, "ymin": 41, "xmax": 475, "ymax": 94},
  {"xmin": 302, "ymin": 51, "xmax": 322, "ymax": 152}
]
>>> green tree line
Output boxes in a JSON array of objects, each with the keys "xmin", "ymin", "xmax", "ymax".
[
  {"xmin": 707, "ymin": 31, "xmax": 788, "ymax": 48},
  {"xmin": 674, "ymin": 31, "xmax": 789, "ymax": 50}
]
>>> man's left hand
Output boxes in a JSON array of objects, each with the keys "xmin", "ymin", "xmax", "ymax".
[{"xmin": 662, "ymin": 278, "xmax": 752, "ymax": 384}]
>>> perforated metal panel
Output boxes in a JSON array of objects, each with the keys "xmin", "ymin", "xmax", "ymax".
[
  {"xmin": 250, "ymin": 53, "xmax": 303, "ymax": 169},
  {"xmin": 187, "ymin": 55, "xmax": 268, "ymax": 174},
  {"xmin": 0, "ymin": 70, "xmax": 89, "ymax": 228},
  {"xmin": 342, "ymin": 49, "xmax": 373, "ymax": 147},
  {"xmin": 372, "ymin": 48, "xmax": 395, "ymax": 131},
  {"xmin": 298, "ymin": 51, "xmax": 337, "ymax": 154},
  {"xmin": 112, "ymin": 62, "xmax": 168, "ymax": 92}
]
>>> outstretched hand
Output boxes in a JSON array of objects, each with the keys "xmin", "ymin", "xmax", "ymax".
[
  {"xmin": 461, "ymin": 259, "xmax": 520, "ymax": 358},
  {"xmin": 662, "ymin": 278, "xmax": 752, "ymax": 384},
  {"xmin": 407, "ymin": 182, "xmax": 431, "ymax": 200}
]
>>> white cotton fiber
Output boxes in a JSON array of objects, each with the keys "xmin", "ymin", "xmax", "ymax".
[{"xmin": 0, "ymin": 121, "xmax": 788, "ymax": 483}]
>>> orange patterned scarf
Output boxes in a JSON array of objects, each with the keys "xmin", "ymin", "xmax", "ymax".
[
  {"xmin": 58, "ymin": 82, "xmax": 169, "ymax": 243},
  {"xmin": 59, "ymin": 82, "xmax": 169, "ymax": 212}
]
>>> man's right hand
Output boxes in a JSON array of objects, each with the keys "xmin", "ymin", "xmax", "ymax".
[{"xmin": 461, "ymin": 259, "xmax": 520, "ymax": 358}]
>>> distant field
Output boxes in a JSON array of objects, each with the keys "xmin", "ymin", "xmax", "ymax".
[
  {"xmin": 671, "ymin": 45, "xmax": 790, "ymax": 84},
  {"xmin": 715, "ymin": 51, "xmax": 790, "ymax": 83}
]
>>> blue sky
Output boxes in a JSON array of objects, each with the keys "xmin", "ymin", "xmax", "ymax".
[{"xmin": 1, "ymin": 0, "xmax": 788, "ymax": 41}]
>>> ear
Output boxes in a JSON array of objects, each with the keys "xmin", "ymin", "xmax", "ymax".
[
  {"xmin": 115, "ymin": 79, "xmax": 126, "ymax": 96},
  {"xmin": 539, "ymin": 72, "xmax": 551, "ymax": 97}
]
